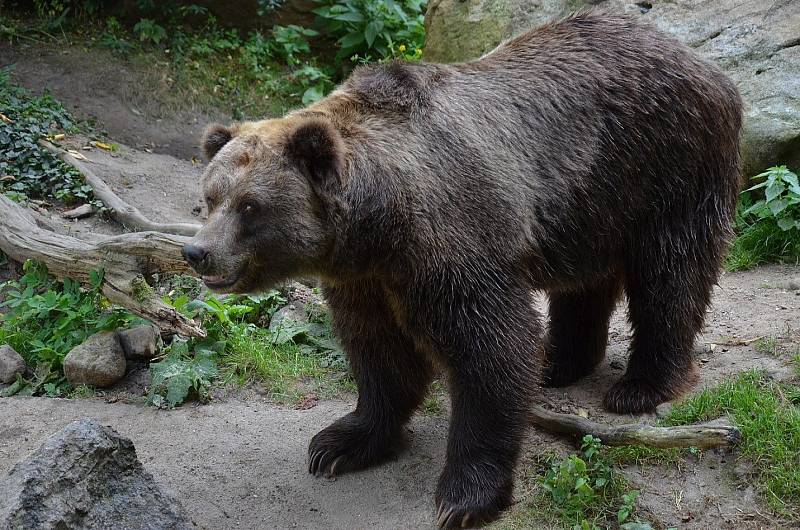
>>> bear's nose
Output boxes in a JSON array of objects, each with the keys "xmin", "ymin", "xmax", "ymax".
[{"xmin": 182, "ymin": 244, "xmax": 209, "ymax": 271}]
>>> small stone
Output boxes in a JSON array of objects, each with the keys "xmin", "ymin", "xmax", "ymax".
[
  {"xmin": 269, "ymin": 303, "xmax": 307, "ymax": 331},
  {"xmin": 655, "ymin": 402, "xmax": 673, "ymax": 418},
  {"xmin": 0, "ymin": 418, "xmax": 192, "ymax": 529},
  {"xmin": 0, "ymin": 345, "xmax": 26, "ymax": 383},
  {"xmin": 62, "ymin": 204, "xmax": 94, "ymax": 219},
  {"xmin": 117, "ymin": 325, "xmax": 159, "ymax": 360},
  {"xmin": 576, "ymin": 408, "xmax": 589, "ymax": 418},
  {"xmin": 64, "ymin": 332, "xmax": 126, "ymax": 387}
]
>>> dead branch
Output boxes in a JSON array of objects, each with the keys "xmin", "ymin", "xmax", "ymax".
[
  {"xmin": 529, "ymin": 405, "xmax": 740, "ymax": 449},
  {"xmin": 0, "ymin": 195, "xmax": 204, "ymax": 338},
  {"xmin": 39, "ymin": 140, "xmax": 201, "ymax": 237}
]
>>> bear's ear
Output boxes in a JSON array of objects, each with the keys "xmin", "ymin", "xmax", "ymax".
[
  {"xmin": 202, "ymin": 123, "xmax": 234, "ymax": 160},
  {"xmin": 284, "ymin": 118, "xmax": 344, "ymax": 186}
]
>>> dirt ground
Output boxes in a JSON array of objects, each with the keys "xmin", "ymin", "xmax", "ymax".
[{"xmin": 1, "ymin": 41, "xmax": 800, "ymax": 530}]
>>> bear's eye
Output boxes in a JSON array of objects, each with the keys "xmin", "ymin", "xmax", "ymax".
[
  {"xmin": 206, "ymin": 196, "xmax": 216, "ymax": 211},
  {"xmin": 239, "ymin": 200, "xmax": 259, "ymax": 216}
]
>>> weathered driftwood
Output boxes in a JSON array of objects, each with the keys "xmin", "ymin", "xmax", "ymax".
[
  {"xmin": 0, "ymin": 194, "xmax": 205, "ymax": 338},
  {"xmin": 530, "ymin": 405, "xmax": 741, "ymax": 449},
  {"xmin": 39, "ymin": 140, "xmax": 201, "ymax": 237}
]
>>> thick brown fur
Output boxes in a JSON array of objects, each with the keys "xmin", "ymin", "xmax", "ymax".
[{"xmin": 187, "ymin": 11, "xmax": 742, "ymax": 528}]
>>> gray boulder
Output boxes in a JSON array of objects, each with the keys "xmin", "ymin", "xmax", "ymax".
[
  {"xmin": 0, "ymin": 418, "xmax": 192, "ymax": 530},
  {"xmin": 424, "ymin": 0, "xmax": 800, "ymax": 175},
  {"xmin": 63, "ymin": 332, "xmax": 126, "ymax": 387},
  {"xmin": 117, "ymin": 325, "xmax": 160, "ymax": 360},
  {"xmin": 0, "ymin": 345, "xmax": 26, "ymax": 383}
]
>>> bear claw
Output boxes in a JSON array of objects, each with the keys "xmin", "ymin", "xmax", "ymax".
[
  {"xmin": 308, "ymin": 449, "xmax": 329, "ymax": 475},
  {"xmin": 308, "ymin": 413, "xmax": 405, "ymax": 478},
  {"xmin": 436, "ymin": 502, "xmax": 482, "ymax": 529}
]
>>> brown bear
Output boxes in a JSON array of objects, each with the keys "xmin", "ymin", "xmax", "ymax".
[{"xmin": 183, "ymin": 10, "xmax": 742, "ymax": 528}]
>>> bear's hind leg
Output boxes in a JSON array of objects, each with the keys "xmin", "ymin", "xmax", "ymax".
[
  {"xmin": 543, "ymin": 275, "xmax": 622, "ymax": 387},
  {"xmin": 605, "ymin": 242, "xmax": 718, "ymax": 414},
  {"xmin": 308, "ymin": 280, "xmax": 433, "ymax": 477}
]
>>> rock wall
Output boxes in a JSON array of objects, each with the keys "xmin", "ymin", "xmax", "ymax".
[{"xmin": 424, "ymin": 0, "xmax": 800, "ymax": 176}]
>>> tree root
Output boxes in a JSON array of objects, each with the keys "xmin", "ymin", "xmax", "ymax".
[
  {"xmin": 39, "ymin": 140, "xmax": 201, "ymax": 236},
  {"xmin": 529, "ymin": 405, "xmax": 740, "ymax": 449}
]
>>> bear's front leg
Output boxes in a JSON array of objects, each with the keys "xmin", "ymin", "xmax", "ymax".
[
  {"xmin": 308, "ymin": 280, "xmax": 434, "ymax": 476},
  {"xmin": 410, "ymin": 275, "xmax": 542, "ymax": 528}
]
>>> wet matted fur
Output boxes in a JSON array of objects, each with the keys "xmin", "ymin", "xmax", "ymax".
[{"xmin": 185, "ymin": 11, "xmax": 742, "ymax": 528}]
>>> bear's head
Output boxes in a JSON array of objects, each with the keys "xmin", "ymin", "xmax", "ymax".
[{"xmin": 183, "ymin": 116, "xmax": 345, "ymax": 293}]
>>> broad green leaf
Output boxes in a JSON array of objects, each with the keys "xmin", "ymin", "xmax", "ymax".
[
  {"xmin": 765, "ymin": 181, "xmax": 784, "ymax": 202},
  {"xmin": 777, "ymin": 217, "xmax": 796, "ymax": 231},
  {"xmin": 165, "ymin": 372, "xmax": 193, "ymax": 407},
  {"xmin": 302, "ymin": 85, "xmax": 325, "ymax": 105},
  {"xmin": 339, "ymin": 31, "xmax": 366, "ymax": 48},
  {"xmin": 364, "ymin": 21, "xmax": 382, "ymax": 47},
  {"xmin": 333, "ymin": 11, "xmax": 364, "ymax": 22},
  {"xmin": 744, "ymin": 180, "xmax": 767, "ymax": 191},
  {"xmin": 768, "ymin": 198, "xmax": 789, "ymax": 215}
]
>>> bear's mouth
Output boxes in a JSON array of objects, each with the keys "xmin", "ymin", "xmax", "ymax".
[{"xmin": 201, "ymin": 272, "xmax": 240, "ymax": 289}]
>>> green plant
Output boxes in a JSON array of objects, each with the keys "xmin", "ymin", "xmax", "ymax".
[
  {"xmin": 271, "ymin": 24, "xmax": 319, "ymax": 65},
  {"xmin": 33, "ymin": 0, "xmax": 103, "ymax": 29},
  {"xmin": 313, "ymin": 0, "xmax": 426, "ymax": 63},
  {"xmin": 292, "ymin": 64, "xmax": 335, "ymax": 104},
  {"xmin": 147, "ymin": 338, "xmax": 220, "ymax": 408},
  {"xmin": 743, "ymin": 166, "xmax": 800, "ymax": 232},
  {"xmin": 727, "ymin": 166, "xmax": 800, "ymax": 271},
  {"xmin": 0, "ymin": 68, "xmax": 101, "ymax": 206},
  {"xmin": 98, "ymin": 16, "xmax": 134, "ymax": 55},
  {"xmin": 539, "ymin": 435, "xmax": 652, "ymax": 530},
  {"xmin": 0, "ymin": 261, "xmax": 135, "ymax": 393},
  {"xmin": 133, "ymin": 18, "xmax": 167, "ymax": 44},
  {"xmin": 161, "ymin": 289, "xmax": 351, "ymax": 404}
]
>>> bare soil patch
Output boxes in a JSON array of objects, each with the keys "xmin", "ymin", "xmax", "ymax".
[{"xmin": 1, "ymin": 41, "xmax": 226, "ymax": 160}]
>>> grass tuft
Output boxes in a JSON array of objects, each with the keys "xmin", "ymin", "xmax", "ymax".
[
  {"xmin": 726, "ymin": 218, "xmax": 800, "ymax": 271},
  {"xmin": 663, "ymin": 370, "xmax": 800, "ymax": 518}
]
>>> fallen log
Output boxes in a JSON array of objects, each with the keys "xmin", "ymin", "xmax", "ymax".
[
  {"xmin": 0, "ymin": 194, "xmax": 205, "ymax": 338},
  {"xmin": 529, "ymin": 405, "xmax": 740, "ymax": 449},
  {"xmin": 39, "ymin": 140, "xmax": 202, "ymax": 237}
]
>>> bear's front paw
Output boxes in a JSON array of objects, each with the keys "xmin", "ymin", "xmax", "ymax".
[
  {"xmin": 308, "ymin": 412, "xmax": 404, "ymax": 477},
  {"xmin": 603, "ymin": 376, "xmax": 683, "ymax": 414},
  {"xmin": 435, "ymin": 469, "xmax": 513, "ymax": 528}
]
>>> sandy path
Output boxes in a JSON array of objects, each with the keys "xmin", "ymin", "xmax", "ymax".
[{"xmin": 0, "ymin": 397, "xmax": 446, "ymax": 530}]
